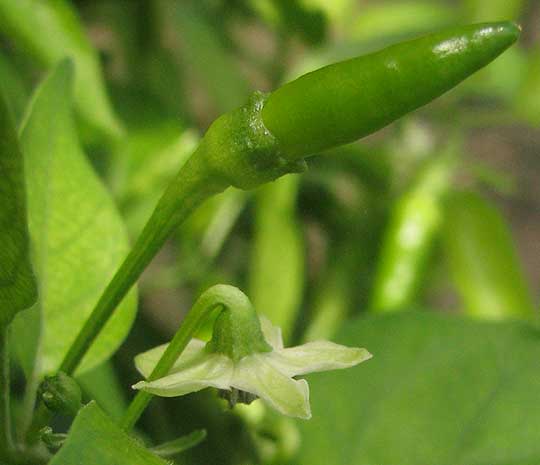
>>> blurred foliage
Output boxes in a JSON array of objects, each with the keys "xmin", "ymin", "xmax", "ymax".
[
  {"xmin": 49, "ymin": 402, "xmax": 167, "ymax": 465},
  {"xmin": 444, "ymin": 190, "xmax": 536, "ymax": 320},
  {"xmin": 0, "ymin": 0, "xmax": 124, "ymax": 142},
  {"xmin": 0, "ymin": 84, "xmax": 37, "ymax": 328},
  {"xmin": 299, "ymin": 311, "xmax": 540, "ymax": 465},
  {"xmin": 250, "ymin": 175, "xmax": 305, "ymax": 342},
  {"xmin": 11, "ymin": 61, "xmax": 136, "ymax": 380},
  {"xmin": 0, "ymin": 0, "xmax": 538, "ymax": 464}
]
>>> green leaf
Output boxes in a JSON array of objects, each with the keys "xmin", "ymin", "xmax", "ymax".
[
  {"xmin": 49, "ymin": 402, "xmax": 167, "ymax": 465},
  {"xmin": 166, "ymin": 2, "xmax": 250, "ymax": 113},
  {"xmin": 297, "ymin": 312, "xmax": 540, "ymax": 465},
  {"xmin": 444, "ymin": 191, "xmax": 535, "ymax": 320},
  {"xmin": 77, "ymin": 362, "xmax": 127, "ymax": 422},
  {"xmin": 0, "ymin": 52, "xmax": 29, "ymax": 122},
  {"xmin": 271, "ymin": 0, "xmax": 328, "ymax": 46},
  {"xmin": 0, "ymin": 86, "xmax": 37, "ymax": 327},
  {"xmin": 11, "ymin": 60, "xmax": 136, "ymax": 377},
  {"xmin": 0, "ymin": 0, "xmax": 123, "ymax": 140}
]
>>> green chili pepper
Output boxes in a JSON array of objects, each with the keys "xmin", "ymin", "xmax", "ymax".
[
  {"xmin": 262, "ymin": 22, "xmax": 519, "ymax": 159},
  {"xmin": 444, "ymin": 190, "xmax": 535, "ymax": 320},
  {"xmin": 458, "ymin": 1, "xmax": 525, "ymax": 104},
  {"xmin": 58, "ymin": 23, "xmax": 519, "ymax": 378},
  {"xmin": 370, "ymin": 149, "xmax": 456, "ymax": 313}
]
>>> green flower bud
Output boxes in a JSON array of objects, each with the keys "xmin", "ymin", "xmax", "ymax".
[
  {"xmin": 39, "ymin": 426, "xmax": 67, "ymax": 452},
  {"xmin": 39, "ymin": 372, "xmax": 82, "ymax": 416}
]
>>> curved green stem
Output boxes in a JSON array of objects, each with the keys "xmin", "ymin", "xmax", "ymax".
[
  {"xmin": 120, "ymin": 284, "xmax": 258, "ymax": 432},
  {"xmin": 23, "ymin": 146, "xmax": 226, "ymax": 443},
  {"xmin": 59, "ymin": 155, "xmax": 227, "ymax": 376}
]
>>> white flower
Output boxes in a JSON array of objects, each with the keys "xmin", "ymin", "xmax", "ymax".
[{"xmin": 133, "ymin": 317, "xmax": 371, "ymax": 419}]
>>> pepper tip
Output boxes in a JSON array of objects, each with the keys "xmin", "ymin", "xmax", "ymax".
[{"xmin": 498, "ymin": 20, "xmax": 521, "ymax": 43}]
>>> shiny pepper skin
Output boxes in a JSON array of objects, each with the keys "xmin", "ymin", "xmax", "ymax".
[{"xmin": 262, "ymin": 22, "xmax": 520, "ymax": 159}]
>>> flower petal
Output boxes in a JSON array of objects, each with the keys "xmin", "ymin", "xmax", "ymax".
[
  {"xmin": 231, "ymin": 354, "xmax": 311, "ymax": 419},
  {"xmin": 134, "ymin": 338, "xmax": 207, "ymax": 378},
  {"xmin": 133, "ymin": 353, "xmax": 233, "ymax": 397},
  {"xmin": 259, "ymin": 315, "xmax": 284, "ymax": 350},
  {"xmin": 268, "ymin": 341, "xmax": 372, "ymax": 377}
]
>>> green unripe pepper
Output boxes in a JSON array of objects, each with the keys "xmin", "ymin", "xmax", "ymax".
[
  {"xmin": 262, "ymin": 22, "xmax": 520, "ymax": 158},
  {"xmin": 370, "ymin": 150, "xmax": 456, "ymax": 313},
  {"xmin": 444, "ymin": 191, "xmax": 535, "ymax": 320},
  {"xmin": 460, "ymin": 3, "xmax": 525, "ymax": 103}
]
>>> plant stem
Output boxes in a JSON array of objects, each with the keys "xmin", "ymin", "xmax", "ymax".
[
  {"xmin": 120, "ymin": 285, "xmax": 254, "ymax": 431},
  {"xmin": 60, "ymin": 154, "xmax": 227, "ymax": 376},
  {"xmin": 0, "ymin": 325, "xmax": 13, "ymax": 459},
  {"xmin": 24, "ymin": 403, "xmax": 51, "ymax": 445},
  {"xmin": 24, "ymin": 150, "xmax": 227, "ymax": 442}
]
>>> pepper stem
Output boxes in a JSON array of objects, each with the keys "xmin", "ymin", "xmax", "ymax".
[
  {"xmin": 60, "ymin": 155, "xmax": 226, "ymax": 376},
  {"xmin": 120, "ymin": 285, "xmax": 266, "ymax": 432}
]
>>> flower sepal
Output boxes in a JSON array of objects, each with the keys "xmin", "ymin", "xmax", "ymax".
[{"xmin": 205, "ymin": 295, "xmax": 272, "ymax": 362}]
